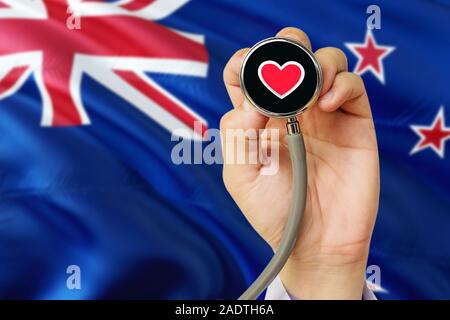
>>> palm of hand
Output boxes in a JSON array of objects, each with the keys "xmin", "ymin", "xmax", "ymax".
[{"xmin": 228, "ymin": 104, "xmax": 379, "ymax": 262}]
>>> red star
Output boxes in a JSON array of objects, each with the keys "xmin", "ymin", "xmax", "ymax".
[
  {"xmin": 410, "ymin": 107, "xmax": 450, "ymax": 158},
  {"xmin": 345, "ymin": 30, "xmax": 395, "ymax": 84}
]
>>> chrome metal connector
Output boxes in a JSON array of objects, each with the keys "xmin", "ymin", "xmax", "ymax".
[{"xmin": 286, "ymin": 117, "xmax": 301, "ymax": 135}]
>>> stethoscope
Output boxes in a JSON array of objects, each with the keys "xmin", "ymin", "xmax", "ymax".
[{"xmin": 238, "ymin": 37, "xmax": 322, "ymax": 300}]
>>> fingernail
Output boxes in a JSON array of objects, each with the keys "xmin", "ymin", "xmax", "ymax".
[{"xmin": 320, "ymin": 90, "xmax": 334, "ymax": 102}]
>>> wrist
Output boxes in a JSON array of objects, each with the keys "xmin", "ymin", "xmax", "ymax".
[{"xmin": 279, "ymin": 251, "xmax": 369, "ymax": 300}]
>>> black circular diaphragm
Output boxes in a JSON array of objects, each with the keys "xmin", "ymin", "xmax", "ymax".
[{"xmin": 240, "ymin": 37, "xmax": 322, "ymax": 118}]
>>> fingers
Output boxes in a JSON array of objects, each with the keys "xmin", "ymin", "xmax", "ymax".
[
  {"xmin": 220, "ymin": 108, "xmax": 267, "ymax": 136},
  {"xmin": 223, "ymin": 48, "xmax": 250, "ymax": 109},
  {"xmin": 222, "ymin": 49, "xmax": 269, "ymax": 164},
  {"xmin": 317, "ymin": 72, "xmax": 371, "ymax": 118},
  {"xmin": 220, "ymin": 108, "xmax": 268, "ymax": 180},
  {"xmin": 276, "ymin": 27, "xmax": 312, "ymax": 49},
  {"xmin": 314, "ymin": 46, "xmax": 371, "ymax": 119},
  {"xmin": 223, "ymin": 28, "xmax": 371, "ymax": 121},
  {"xmin": 221, "ymin": 26, "xmax": 312, "ymax": 182},
  {"xmin": 223, "ymin": 27, "xmax": 312, "ymax": 110},
  {"xmin": 315, "ymin": 47, "xmax": 348, "ymax": 96}
]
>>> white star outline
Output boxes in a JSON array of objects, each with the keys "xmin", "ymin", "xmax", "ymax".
[
  {"xmin": 345, "ymin": 29, "xmax": 395, "ymax": 84},
  {"xmin": 410, "ymin": 106, "xmax": 450, "ymax": 158}
]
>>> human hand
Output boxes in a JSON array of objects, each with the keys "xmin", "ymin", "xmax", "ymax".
[{"xmin": 220, "ymin": 27, "xmax": 379, "ymax": 299}]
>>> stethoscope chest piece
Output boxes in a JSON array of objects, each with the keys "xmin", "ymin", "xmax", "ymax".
[{"xmin": 240, "ymin": 37, "xmax": 322, "ymax": 118}]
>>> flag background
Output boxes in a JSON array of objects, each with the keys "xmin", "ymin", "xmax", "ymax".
[{"xmin": 1, "ymin": 0, "xmax": 450, "ymax": 299}]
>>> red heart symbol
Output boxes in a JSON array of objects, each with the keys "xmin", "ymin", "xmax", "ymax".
[{"xmin": 258, "ymin": 61, "xmax": 305, "ymax": 99}]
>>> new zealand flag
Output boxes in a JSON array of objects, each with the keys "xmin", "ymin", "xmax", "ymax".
[{"xmin": 0, "ymin": 0, "xmax": 449, "ymax": 299}]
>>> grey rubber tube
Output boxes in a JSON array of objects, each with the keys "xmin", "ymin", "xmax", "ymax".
[{"xmin": 238, "ymin": 133, "xmax": 307, "ymax": 300}]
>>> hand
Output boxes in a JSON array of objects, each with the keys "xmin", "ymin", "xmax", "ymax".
[{"xmin": 220, "ymin": 27, "xmax": 379, "ymax": 299}]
